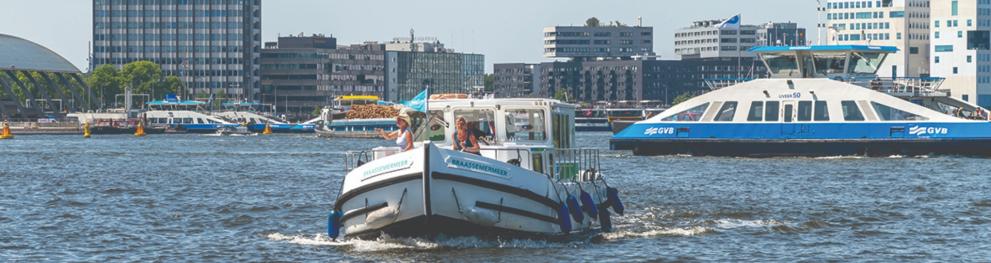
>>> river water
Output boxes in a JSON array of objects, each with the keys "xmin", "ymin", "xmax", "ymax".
[{"xmin": 1, "ymin": 133, "xmax": 989, "ymax": 261}]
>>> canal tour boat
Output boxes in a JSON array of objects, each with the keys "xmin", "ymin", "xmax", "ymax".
[
  {"xmin": 611, "ymin": 45, "xmax": 991, "ymax": 157},
  {"xmin": 327, "ymin": 97, "xmax": 625, "ymax": 240}
]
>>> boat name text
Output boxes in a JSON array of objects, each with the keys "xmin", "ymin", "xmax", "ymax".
[
  {"xmin": 909, "ymin": 126, "xmax": 949, "ymax": 136},
  {"xmin": 362, "ymin": 159, "xmax": 412, "ymax": 179},
  {"xmin": 447, "ymin": 157, "xmax": 509, "ymax": 177},
  {"xmin": 643, "ymin": 127, "xmax": 675, "ymax": 136}
]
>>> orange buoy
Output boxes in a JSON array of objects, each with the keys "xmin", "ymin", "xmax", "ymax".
[
  {"xmin": 134, "ymin": 121, "xmax": 146, "ymax": 137},
  {"xmin": 0, "ymin": 120, "xmax": 13, "ymax": 140},
  {"xmin": 262, "ymin": 122, "xmax": 272, "ymax": 135},
  {"xmin": 83, "ymin": 122, "xmax": 91, "ymax": 138}
]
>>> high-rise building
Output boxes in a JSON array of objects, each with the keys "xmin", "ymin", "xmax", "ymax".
[
  {"xmin": 384, "ymin": 38, "xmax": 484, "ymax": 102},
  {"xmin": 756, "ymin": 22, "xmax": 808, "ymax": 46},
  {"xmin": 493, "ymin": 63, "xmax": 541, "ymax": 98},
  {"xmin": 259, "ymin": 35, "xmax": 386, "ymax": 118},
  {"xmin": 930, "ymin": 0, "xmax": 991, "ymax": 107},
  {"xmin": 543, "ymin": 22, "xmax": 654, "ymax": 59},
  {"xmin": 824, "ymin": 0, "xmax": 931, "ymax": 78},
  {"xmin": 92, "ymin": 0, "xmax": 262, "ymax": 99},
  {"xmin": 674, "ymin": 19, "xmax": 759, "ymax": 59}
]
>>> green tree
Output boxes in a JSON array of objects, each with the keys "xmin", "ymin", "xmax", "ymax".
[
  {"xmin": 553, "ymin": 89, "xmax": 570, "ymax": 102},
  {"xmin": 586, "ymin": 17, "xmax": 600, "ymax": 27},
  {"xmin": 672, "ymin": 92, "xmax": 695, "ymax": 105},
  {"xmin": 120, "ymin": 60, "xmax": 163, "ymax": 98},
  {"xmin": 86, "ymin": 64, "xmax": 124, "ymax": 108},
  {"xmin": 157, "ymin": 75, "xmax": 183, "ymax": 99},
  {"xmin": 483, "ymin": 74, "xmax": 495, "ymax": 92}
]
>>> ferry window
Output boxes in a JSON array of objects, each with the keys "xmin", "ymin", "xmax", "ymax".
[
  {"xmin": 747, "ymin": 102, "xmax": 764, "ymax": 121},
  {"xmin": 814, "ymin": 101, "xmax": 830, "ymax": 121},
  {"xmin": 425, "ymin": 110, "xmax": 446, "ymax": 142},
  {"xmin": 798, "ymin": 101, "xmax": 813, "ymax": 121},
  {"xmin": 763, "ymin": 54, "xmax": 801, "ymax": 78},
  {"xmin": 197, "ymin": 118, "xmax": 205, "ymax": 124},
  {"xmin": 184, "ymin": 118, "xmax": 193, "ymax": 124},
  {"xmin": 764, "ymin": 101, "xmax": 780, "ymax": 121},
  {"xmin": 871, "ymin": 102, "xmax": 928, "ymax": 121},
  {"xmin": 812, "ymin": 53, "xmax": 848, "ymax": 77},
  {"xmin": 849, "ymin": 52, "xmax": 886, "ymax": 74},
  {"xmin": 453, "ymin": 109, "xmax": 497, "ymax": 144},
  {"xmin": 661, "ymin": 103, "xmax": 708, "ymax": 122},
  {"xmin": 505, "ymin": 109, "xmax": 547, "ymax": 142},
  {"xmin": 841, "ymin": 101, "xmax": 865, "ymax": 121},
  {"xmin": 713, "ymin": 101, "xmax": 738, "ymax": 122}
]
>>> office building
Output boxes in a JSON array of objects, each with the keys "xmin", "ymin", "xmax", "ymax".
[
  {"xmin": 493, "ymin": 63, "xmax": 541, "ymax": 98},
  {"xmin": 756, "ymin": 22, "xmax": 808, "ymax": 46},
  {"xmin": 543, "ymin": 21, "xmax": 654, "ymax": 59},
  {"xmin": 260, "ymin": 35, "xmax": 385, "ymax": 118},
  {"xmin": 930, "ymin": 0, "xmax": 991, "ymax": 107},
  {"xmin": 384, "ymin": 38, "xmax": 484, "ymax": 102},
  {"xmin": 825, "ymin": 0, "xmax": 931, "ymax": 78},
  {"xmin": 92, "ymin": 0, "xmax": 262, "ymax": 99},
  {"xmin": 674, "ymin": 19, "xmax": 759, "ymax": 59}
]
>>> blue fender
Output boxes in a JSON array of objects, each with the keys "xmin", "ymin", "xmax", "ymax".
[
  {"xmin": 579, "ymin": 190, "xmax": 598, "ymax": 217},
  {"xmin": 598, "ymin": 207, "xmax": 613, "ymax": 232},
  {"xmin": 327, "ymin": 210, "xmax": 342, "ymax": 239},
  {"xmin": 566, "ymin": 195, "xmax": 584, "ymax": 223},
  {"xmin": 607, "ymin": 187, "xmax": 624, "ymax": 216},
  {"xmin": 557, "ymin": 203, "xmax": 572, "ymax": 233}
]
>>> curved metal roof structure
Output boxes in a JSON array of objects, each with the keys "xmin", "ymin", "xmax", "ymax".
[{"xmin": 0, "ymin": 34, "xmax": 81, "ymax": 73}]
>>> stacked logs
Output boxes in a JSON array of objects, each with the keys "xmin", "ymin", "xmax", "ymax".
[{"xmin": 346, "ymin": 104, "xmax": 399, "ymax": 119}]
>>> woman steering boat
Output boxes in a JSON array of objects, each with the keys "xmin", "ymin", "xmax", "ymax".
[{"xmin": 327, "ymin": 97, "xmax": 625, "ymax": 240}]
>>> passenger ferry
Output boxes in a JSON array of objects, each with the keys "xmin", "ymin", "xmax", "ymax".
[
  {"xmin": 144, "ymin": 100, "xmax": 236, "ymax": 133},
  {"xmin": 213, "ymin": 101, "xmax": 315, "ymax": 133},
  {"xmin": 327, "ymin": 97, "xmax": 624, "ymax": 240},
  {"xmin": 612, "ymin": 45, "xmax": 991, "ymax": 157}
]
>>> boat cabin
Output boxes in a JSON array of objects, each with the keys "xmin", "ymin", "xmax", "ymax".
[{"xmin": 417, "ymin": 98, "xmax": 576, "ymax": 150}]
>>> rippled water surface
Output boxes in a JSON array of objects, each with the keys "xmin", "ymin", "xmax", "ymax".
[{"xmin": 1, "ymin": 133, "xmax": 989, "ymax": 261}]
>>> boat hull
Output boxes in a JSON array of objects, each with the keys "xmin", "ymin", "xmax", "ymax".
[
  {"xmin": 333, "ymin": 143, "xmax": 611, "ymax": 240},
  {"xmin": 611, "ymin": 138, "xmax": 991, "ymax": 157}
]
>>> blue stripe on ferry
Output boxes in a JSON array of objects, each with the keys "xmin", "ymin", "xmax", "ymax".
[{"xmin": 612, "ymin": 122, "xmax": 991, "ymax": 140}]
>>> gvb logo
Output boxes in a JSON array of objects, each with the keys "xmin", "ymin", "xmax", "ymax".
[
  {"xmin": 643, "ymin": 127, "xmax": 675, "ymax": 136},
  {"xmin": 908, "ymin": 126, "xmax": 949, "ymax": 136}
]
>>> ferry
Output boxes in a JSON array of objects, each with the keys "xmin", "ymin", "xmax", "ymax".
[
  {"xmin": 611, "ymin": 45, "xmax": 991, "ymax": 157},
  {"xmin": 213, "ymin": 101, "xmax": 315, "ymax": 133},
  {"xmin": 145, "ymin": 99, "xmax": 237, "ymax": 133},
  {"xmin": 327, "ymin": 97, "xmax": 624, "ymax": 240}
]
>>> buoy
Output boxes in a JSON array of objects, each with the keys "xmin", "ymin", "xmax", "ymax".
[
  {"xmin": 566, "ymin": 194, "xmax": 584, "ymax": 223},
  {"xmin": 0, "ymin": 121, "xmax": 13, "ymax": 140},
  {"xmin": 580, "ymin": 190, "xmax": 598, "ymax": 218},
  {"xmin": 607, "ymin": 187, "xmax": 624, "ymax": 216},
  {"xmin": 598, "ymin": 206, "xmax": 613, "ymax": 232},
  {"xmin": 134, "ymin": 121, "xmax": 146, "ymax": 137},
  {"xmin": 262, "ymin": 122, "xmax": 272, "ymax": 135},
  {"xmin": 327, "ymin": 210, "xmax": 342, "ymax": 240},
  {"xmin": 83, "ymin": 122, "xmax": 91, "ymax": 138},
  {"xmin": 557, "ymin": 203, "xmax": 572, "ymax": 233}
]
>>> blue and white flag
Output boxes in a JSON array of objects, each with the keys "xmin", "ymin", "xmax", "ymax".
[
  {"xmin": 717, "ymin": 14, "xmax": 741, "ymax": 29},
  {"xmin": 402, "ymin": 88, "xmax": 429, "ymax": 112}
]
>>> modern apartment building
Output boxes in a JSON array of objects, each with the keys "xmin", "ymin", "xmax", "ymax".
[
  {"xmin": 756, "ymin": 22, "xmax": 808, "ymax": 46},
  {"xmin": 825, "ymin": 0, "xmax": 931, "ymax": 78},
  {"xmin": 543, "ymin": 22, "xmax": 654, "ymax": 59},
  {"xmin": 384, "ymin": 38, "xmax": 484, "ymax": 102},
  {"xmin": 674, "ymin": 19, "xmax": 759, "ymax": 59},
  {"xmin": 493, "ymin": 63, "xmax": 541, "ymax": 98},
  {"xmin": 930, "ymin": 0, "xmax": 991, "ymax": 107},
  {"xmin": 92, "ymin": 0, "xmax": 262, "ymax": 99}
]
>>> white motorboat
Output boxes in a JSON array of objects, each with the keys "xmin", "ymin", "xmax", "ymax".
[{"xmin": 327, "ymin": 98, "xmax": 625, "ymax": 240}]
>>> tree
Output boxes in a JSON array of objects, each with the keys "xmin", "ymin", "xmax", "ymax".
[
  {"xmin": 553, "ymin": 89, "xmax": 570, "ymax": 102},
  {"xmin": 483, "ymin": 74, "xmax": 495, "ymax": 92},
  {"xmin": 585, "ymin": 17, "xmax": 600, "ymax": 27},
  {"xmin": 157, "ymin": 75, "xmax": 183, "ymax": 99},
  {"xmin": 672, "ymin": 91, "xmax": 695, "ymax": 105},
  {"xmin": 120, "ymin": 60, "xmax": 163, "ymax": 98}
]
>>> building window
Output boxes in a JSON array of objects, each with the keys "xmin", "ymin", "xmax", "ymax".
[
  {"xmin": 935, "ymin": 56, "xmax": 940, "ymax": 63},
  {"xmin": 963, "ymin": 94, "xmax": 970, "ymax": 102},
  {"xmin": 952, "ymin": 0, "xmax": 959, "ymax": 16},
  {"xmin": 959, "ymin": 31, "xmax": 964, "ymax": 38},
  {"xmin": 968, "ymin": 56, "xmax": 973, "ymax": 63},
  {"xmin": 953, "ymin": 67, "xmax": 959, "ymax": 74},
  {"xmin": 935, "ymin": 32, "xmax": 940, "ymax": 39},
  {"xmin": 910, "ymin": 47, "xmax": 920, "ymax": 54},
  {"xmin": 935, "ymin": 45, "xmax": 954, "ymax": 52},
  {"xmin": 967, "ymin": 30, "xmax": 991, "ymax": 50}
]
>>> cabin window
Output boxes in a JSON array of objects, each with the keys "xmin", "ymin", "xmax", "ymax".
[
  {"xmin": 422, "ymin": 110, "xmax": 446, "ymax": 142},
  {"xmin": 871, "ymin": 102, "xmax": 927, "ymax": 121},
  {"xmin": 797, "ymin": 101, "xmax": 813, "ymax": 121},
  {"xmin": 841, "ymin": 101, "xmax": 865, "ymax": 121},
  {"xmin": 661, "ymin": 103, "xmax": 709, "ymax": 122},
  {"xmin": 552, "ymin": 112, "xmax": 573, "ymax": 149},
  {"xmin": 764, "ymin": 101, "xmax": 780, "ymax": 121},
  {"xmin": 849, "ymin": 52, "xmax": 886, "ymax": 74},
  {"xmin": 763, "ymin": 54, "xmax": 801, "ymax": 78},
  {"xmin": 453, "ymin": 109, "xmax": 497, "ymax": 144},
  {"xmin": 813, "ymin": 101, "xmax": 830, "ymax": 121},
  {"xmin": 505, "ymin": 109, "xmax": 547, "ymax": 142},
  {"xmin": 747, "ymin": 102, "xmax": 764, "ymax": 121},
  {"xmin": 812, "ymin": 53, "xmax": 848, "ymax": 77},
  {"xmin": 197, "ymin": 118, "xmax": 205, "ymax": 124},
  {"xmin": 713, "ymin": 101, "xmax": 738, "ymax": 122}
]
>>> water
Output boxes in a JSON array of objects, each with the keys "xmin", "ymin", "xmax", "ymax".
[{"xmin": 1, "ymin": 133, "xmax": 989, "ymax": 261}]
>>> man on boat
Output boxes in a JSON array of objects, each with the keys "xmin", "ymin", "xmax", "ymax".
[{"xmin": 375, "ymin": 110, "xmax": 414, "ymax": 151}]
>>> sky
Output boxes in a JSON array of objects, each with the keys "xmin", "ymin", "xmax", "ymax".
[{"xmin": 0, "ymin": 0, "xmax": 819, "ymax": 73}]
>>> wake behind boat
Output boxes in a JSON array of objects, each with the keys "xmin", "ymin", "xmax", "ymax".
[
  {"xmin": 327, "ymin": 98, "xmax": 625, "ymax": 240},
  {"xmin": 611, "ymin": 45, "xmax": 991, "ymax": 157}
]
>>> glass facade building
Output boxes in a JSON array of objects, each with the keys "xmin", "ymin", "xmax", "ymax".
[
  {"xmin": 385, "ymin": 51, "xmax": 484, "ymax": 102},
  {"xmin": 92, "ymin": 0, "xmax": 261, "ymax": 99}
]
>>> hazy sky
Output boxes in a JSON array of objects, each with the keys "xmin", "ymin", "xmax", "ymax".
[{"xmin": 1, "ymin": 0, "xmax": 819, "ymax": 73}]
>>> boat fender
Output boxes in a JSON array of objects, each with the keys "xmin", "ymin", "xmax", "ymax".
[
  {"xmin": 598, "ymin": 207, "xmax": 613, "ymax": 232},
  {"xmin": 464, "ymin": 206, "xmax": 499, "ymax": 226},
  {"xmin": 566, "ymin": 195, "xmax": 583, "ymax": 222},
  {"xmin": 607, "ymin": 187, "xmax": 624, "ymax": 216},
  {"xmin": 557, "ymin": 203, "xmax": 572, "ymax": 233},
  {"xmin": 327, "ymin": 210, "xmax": 342, "ymax": 240},
  {"xmin": 580, "ymin": 190, "xmax": 598, "ymax": 218},
  {"xmin": 365, "ymin": 206, "xmax": 399, "ymax": 229}
]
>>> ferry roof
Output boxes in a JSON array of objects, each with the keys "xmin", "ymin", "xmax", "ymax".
[
  {"xmin": 750, "ymin": 45, "xmax": 898, "ymax": 53},
  {"xmin": 428, "ymin": 97, "xmax": 574, "ymax": 109},
  {"xmin": 147, "ymin": 100, "xmax": 205, "ymax": 106}
]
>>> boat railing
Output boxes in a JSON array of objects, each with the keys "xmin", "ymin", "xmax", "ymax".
[
  {"xmin": 343, "ymin": 147, "xmax": 404, "ymax": 172},
  {"xmin": 842, "ymin": 76, "xmax": 949, "ymax": 97},
  {"xmin": 704, "ymin": 77, "xmax": 755, "ymax": 90}
]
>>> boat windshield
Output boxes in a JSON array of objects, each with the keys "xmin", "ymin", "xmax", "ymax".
[
  {"xmin": 505, "ymin": 109, "xmax": 547, "ymax": 142},
  {"xmin": 763, "ymin": 54, "xmax": 801, "ymax": 78},
  {"xmin": 849, "ymin": 52, "xmax": 887, "ymax": 74},
  {"xmin": 453, "ymin": 109, "xmax": 497, "ymax": 144},
  {"xmin": 812, "ymin": 52, "xmax": 848, "ymax": 77}
]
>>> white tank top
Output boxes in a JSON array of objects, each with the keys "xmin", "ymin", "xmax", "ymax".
[{"xmin": 395, "ymin": 128, "xmax": 411, "ymax": 149}]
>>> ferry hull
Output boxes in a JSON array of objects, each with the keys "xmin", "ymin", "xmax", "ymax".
[{"xmin": 611, "ymin": 138, "xmax": 991, "ymax": 157}]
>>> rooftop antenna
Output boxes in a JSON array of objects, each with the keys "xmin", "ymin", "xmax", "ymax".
[{"xmin": 636, "ymin": 16, "xmax": 643, "ymax": 27}]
